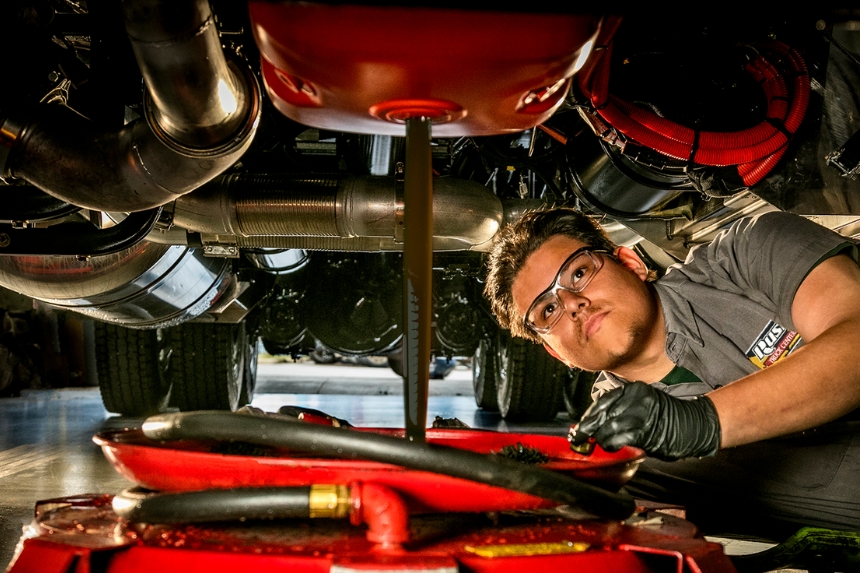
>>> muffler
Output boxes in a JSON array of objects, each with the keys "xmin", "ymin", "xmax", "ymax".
[
  {"xmin": 172, "ymin": 174, "xmax": 504, "ymax": 252},
  {"xmin": 0, "ymin": 243, "xmax": 233, "ymax": 328}
]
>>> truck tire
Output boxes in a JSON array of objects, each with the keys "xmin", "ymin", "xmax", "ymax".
[
  {"xmin": 387, "ymin": 354, "xmax": 403, "ymax": 376},
  {"xmin": 166, "ymin": 322, "xmax": 252, "ymax": 412},
  {"xmin": 309, "ymin": 345, "xmax": 338, "ymax": 364},
  {"xmin": 495, "ymin": 330, "xmax": 566, "ymax": 421},
  {"xmin": 563, "ymin": 369, "xmax": 598, "ymax": 422},
  {"xmin": 358, "ymin": 355, "xmax": 389, "ymax": 367},
  {"xmin": 239, "ymin": 332, "xmax": 258, "ymax": 406},
  {"xmin": 472, "ymin": 337, "xmax": 499, "ymax": 411},
  {"xmin": 94, "ymin": 322, "xmax": 170, "ymax": 416}
]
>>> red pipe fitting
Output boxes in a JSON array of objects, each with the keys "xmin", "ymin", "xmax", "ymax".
[{"xmin": 349, "ymin": 482, "xmax": 410, "ymax": 549}]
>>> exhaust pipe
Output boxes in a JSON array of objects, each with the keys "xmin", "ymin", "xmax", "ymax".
[
  {"xmin": 0, "ymin": 242, "xmax": 234, "ymax": 329},
  {"xmin": 172, "ymin": 174, "xmax": 504, "ymax": 252},
  {"xmin": 0, "ymin": 0, "xmax": 261, "ymax": 213}
]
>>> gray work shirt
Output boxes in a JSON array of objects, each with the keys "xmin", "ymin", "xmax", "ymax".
[{"xmin": 593, "ymin": 211, "xmax": 858, "ymax": 399}]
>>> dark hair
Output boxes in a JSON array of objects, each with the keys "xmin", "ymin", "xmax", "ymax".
[{"xmin": 484, "ymin": 207, "xmax": 617, "ymax": 343}]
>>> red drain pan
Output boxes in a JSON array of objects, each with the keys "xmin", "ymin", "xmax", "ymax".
[{"xmin": 95, "ymin": 428, "xmax": 644, "ymax": 514}]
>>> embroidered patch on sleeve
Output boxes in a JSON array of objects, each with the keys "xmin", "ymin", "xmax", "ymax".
[{"xmin": 746, "ymin": 320, "xmax": 802, "ymax": 369}]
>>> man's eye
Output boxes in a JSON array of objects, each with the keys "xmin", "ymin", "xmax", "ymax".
[
  {"xmin": 570, "ymin": 265, "xmax": 589, "ymax": 284},
  {"xmin": 542, "ymin": 302, "xmax": 557, "ymax": 320}
]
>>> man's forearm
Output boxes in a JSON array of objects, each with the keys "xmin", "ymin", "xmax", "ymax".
[{"xmin": 708, "ymin": 319, "xmax": 860, "ymax": 448}]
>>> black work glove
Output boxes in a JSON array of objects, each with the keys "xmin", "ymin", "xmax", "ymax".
[{"xmin": 569, "ymin": 382, "xmax": 721, "ymax": 461}]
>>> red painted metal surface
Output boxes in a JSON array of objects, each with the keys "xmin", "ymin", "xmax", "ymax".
[
  {"xmin": 94, "ymin": 428, "xmax": 643, "ymax": 514},
  {"xmin": 8, "ymin": 498, "xmax": 737, "ymax": 573},
  {"xmin": 248, "ymin": 3, "xmax": 599, "ymax": 136},
  {"xmin": 7, "ymin": 541, "xmax": 80, "ymax": 573},
  {"xmin": 10, "ymin": 427, "xmax": 735, "ymax": 572}
]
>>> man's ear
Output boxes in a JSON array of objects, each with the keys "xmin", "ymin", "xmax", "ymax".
[
  {"xmin": 614, "ymin": 246, "xmax": 650, "ymax": 282},
  {"xmin": 543, "ymin": 342, "xmax": 562, "ymax": 361},
  {"xmin": 543, "ymin": 342, "xmax": 576, "ymax": 368}
]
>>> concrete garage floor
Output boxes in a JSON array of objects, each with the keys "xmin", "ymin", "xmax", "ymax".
[{"xmin": 0, "ymin": 360, "xmax": 573, "ymax": 569}]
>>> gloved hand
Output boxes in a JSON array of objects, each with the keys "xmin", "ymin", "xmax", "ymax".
[{"xmin": 568, "ymin": 382, "xmax": 721, "ymax": 461}]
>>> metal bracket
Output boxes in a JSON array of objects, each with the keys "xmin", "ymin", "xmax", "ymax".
[
  {"xmin": 203, "ymin": 244, "xmax": 240, "ymax": 258},
  {"xmin": 393, "ymin": 161, "xmax": 405, "ymax": 243},
  {"xmin": 200, "ymin": 234, "xmax": 240, "ymax": 258},
  {"xmin": 826, "ymin": 129, "xmax": 860, "ymax": 179}
]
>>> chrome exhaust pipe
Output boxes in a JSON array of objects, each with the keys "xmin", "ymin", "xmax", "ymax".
[
  {"xmin": 0, "ymin": 243, "xmax": 234, "ymax": 328},
  {"xmin": 0, "ymin": 0, "xmax": 261, "ymax": 213},
  {"xmin": 172, "ymin": 174, "xmax": 503, "ymax": 252}
]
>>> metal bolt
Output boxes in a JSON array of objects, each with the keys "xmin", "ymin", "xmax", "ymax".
[{"xmin": 0, "ymin": 234, "xmax": 10, "ymax": 247}]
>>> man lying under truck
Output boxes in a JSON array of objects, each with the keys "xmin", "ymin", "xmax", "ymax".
[{"xmin": 484, "ymin": 207, "xmax": 860, "ymax": 535}]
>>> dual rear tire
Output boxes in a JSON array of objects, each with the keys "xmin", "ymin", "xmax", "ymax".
[
  {"xmin": 98, "ymin": 319, "xmax": 587, "ymax": 421},
  {"xmin": 472, "ymin": 328, "xmax": 596, "ymax": 422},
  {"xmin": 95, "ymin": 323, "xmax": 170, "ymax": 417},
  {"xmin": 95, "ymin": 321, "xmax": 257, "ymax": 416},
  {"xmin": 166, "ymin": 322, "xmax": 255, "ymax": 412}
]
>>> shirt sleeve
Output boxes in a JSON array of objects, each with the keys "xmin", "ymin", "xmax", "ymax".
[
  {"xmin": 670, "ymin": 212, "xmax": 858, "ymax": 330},
  {"xmin": 591, "ymin": 371, "xmax": 623, "ymax": 400}
]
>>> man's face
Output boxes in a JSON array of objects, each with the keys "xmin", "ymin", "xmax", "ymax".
[{"xmin": 511, "ymin": 235, "xmax": 659, "ymax": 372}]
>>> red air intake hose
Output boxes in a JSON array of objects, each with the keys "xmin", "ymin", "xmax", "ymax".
[{"xmin": 578, "ymin": 19, "xmax": 810, "ymax": 186}]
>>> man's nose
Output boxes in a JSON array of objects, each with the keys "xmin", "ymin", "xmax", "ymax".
[{"xmin": 557, "ymin": 288, "xmax": 588, "ymax": 318}]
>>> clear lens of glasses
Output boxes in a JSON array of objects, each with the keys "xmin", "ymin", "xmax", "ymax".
[{"xmin": 526, "ymin": 250, "xmax": 603, "ymax": 332}]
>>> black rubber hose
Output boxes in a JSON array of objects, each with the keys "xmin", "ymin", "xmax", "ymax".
[
  {"xmin": 113, "ymin": 486, "xmax": 313, "ymax": 524},
  {"xmin": 142, "ymin": 411, "xmax": 636, "ymax": 520},
  {"xmin": 0, "ymin": 208, "xmax": 161, "ymax": 255},
  {"xmin": 0, "ymin": 185, "xmax": 80, "ymax": 222}
]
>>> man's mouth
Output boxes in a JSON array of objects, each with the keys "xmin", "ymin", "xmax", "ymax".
[{"xmin": 583, "ymin": 311, "xmax": 607, "ymax": 340}]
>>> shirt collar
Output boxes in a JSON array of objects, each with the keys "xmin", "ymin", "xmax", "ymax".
[{"xmin": 653, "ymin": 281, "xmax": 704, "ymax": 356}]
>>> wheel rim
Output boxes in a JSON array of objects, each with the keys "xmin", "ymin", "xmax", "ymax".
[
  {"xmin": 226, "ymin": 325, "xmax": 244, "ymax": 411},
  {"xmin": 495, "ymin": 332, "xmax": 512, "ymax": 415},
  {"xmin": 243, "ymin": 334, "xmax": 258, "ymax": 402},
  {"xmin": 472, "ymin": 340, "xmax": 485, "ymax": 396},
  {"xmin": 156, "ymin": 328, "xmax": 172, "ymax": 408},
  {"xmin": 472, "ymin": 338, "xmax": 498, "ymax": 410}
]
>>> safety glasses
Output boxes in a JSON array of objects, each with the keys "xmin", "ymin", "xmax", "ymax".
[{"xmin": 523, "ymin": 247, "xmax": 611, "ymax": 335}]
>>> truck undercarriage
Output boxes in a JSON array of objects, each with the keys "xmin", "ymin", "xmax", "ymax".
[{"xmin": 0, "ymin": 1, "xmax": 858, "ymax": 424}]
